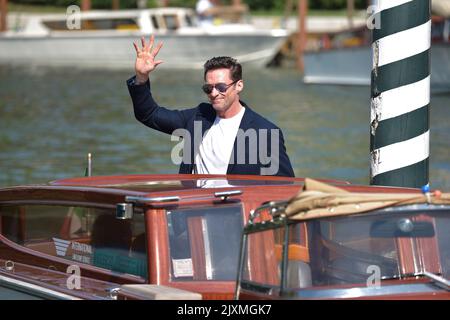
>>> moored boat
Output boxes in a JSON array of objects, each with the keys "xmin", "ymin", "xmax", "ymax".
[
  {"xmin": 0, "ymin": 7, "xmax": 288, "ymax": 69},
  {"xmin": 302, "ymin": 17, "xmax": 450, "ymax": 92}
]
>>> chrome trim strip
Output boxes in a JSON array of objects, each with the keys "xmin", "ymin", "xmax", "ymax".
[
  {"xmin": 0, "ymin": 274, "xmax": 81, "ymax": 300},
  {"xmin": 284, "ymin": 283, "xmax": 442, "ymax": 299},
  {"xmin": 422, "ymin": 271, "xmax": 450, "ymax": 289},
  {"xmin": 240, "ymin": 281, "xmax": 445, "ymax": 299},
  {"xmin": 202, "ymin": 218, "xmax": 213, "ymax": 280},
  {"xmin": 125, "ymin": 196, "xmax": 180, "ymax": 203}
]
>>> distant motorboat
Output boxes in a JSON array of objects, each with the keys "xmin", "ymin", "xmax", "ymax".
[
  {"xmin": 0, "ymin": 7, "xmax": 288, "ymax": 69},
  {"xmin": 302, "ymin": 17, "xmax": 450, "ymax": 92},
  {"xmin": 303, "ymin": 43, "xmax": 450, "ymax": 92}
]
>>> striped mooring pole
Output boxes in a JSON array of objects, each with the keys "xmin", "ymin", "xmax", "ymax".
[{"xmin": 370, "ymin": 0, "xmax": 430, "ymax": 188}]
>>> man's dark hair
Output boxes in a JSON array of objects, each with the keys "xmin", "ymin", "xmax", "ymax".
[{"xmin": 203, "ymin": 56, "xmax": 242, "ymax": 81}]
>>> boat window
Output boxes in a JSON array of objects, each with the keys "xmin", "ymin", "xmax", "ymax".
[
  {"xmin": 307, "ymin": 215, "xmax": 400, "ymax": 287},
  {"xmin": 185, "ymin": 14, "xmax": 194, "ymax": 27},
  {"xmin": 305, "ymin": 209, "xmax": 450, "ymax": 287},
  {"xmin": 167, "ymin": 205, "xmax": 243, "ymax": 281},
  {"xmin": 162, "ymin": 14, "xmax": 179, "ymax": 30},
  {"xmin": 284, "ymin": 223, "xmax": 312, "ymax": 289},
  {"xmin": 435, "ymin": 214, "xmax": 450, "ymax": 278},
  {"xmin": 42, "ymin": 18, "xmax": 139, "ymax": 31},
  {"xmin": 431, "ymin": 17, "xmax": 450, "ymax": 42},
  {"xmin": 240, "ymin": 218, "xmax": 310, "ymax": 289},
  {"xmin": 240, "ymin": 207, "xmax": 450, "ymax": 297},
  {"xmin": 151, "ymin": 15, "xmax": 159, "ymax": 30},
  {"xmin": 0, "ymin": 205, "xmax": 147, "ymax": 279},
  {"xmin": 239, "ymin": 227, "xmax": 282, "ymax": 290}
]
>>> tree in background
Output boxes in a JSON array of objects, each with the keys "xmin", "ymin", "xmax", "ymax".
[
  {"xmin": 310, "ymin": 0, "xmax": 367, "ymax": 10},
  {"xmin": 9, "ymin": 0, "xmax": 368, "ymax": 10},
  {"xmin": 9, "ymin": 0, "xmax": 155, "ymax": 9},
  {"xmin": 244, "ymin": 0, "xmax": 367, "ymax": 11}
]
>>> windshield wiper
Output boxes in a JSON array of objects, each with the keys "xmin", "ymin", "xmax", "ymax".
[{"xmin": 419, "ymin": 271, "xmax": 450, "ymax": 291}]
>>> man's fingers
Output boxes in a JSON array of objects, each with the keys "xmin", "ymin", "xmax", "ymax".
[
  {"xmin": 140, "ymin": 36, "xmax": 146, "ymax": 50},
  {"xmin": 152, "ymin": 42, "xmax": 163, "ymax": 58},
  {"xmin": 154, "ymin": 60, "xmax": 164, "ymax": 67},
  {"xmin": 133, "ymin": 41, "xmax": 140, "ymax": 55},
  {"xmin": 148, "ymin": 35, "xmax": 155, "ymax": 52}
]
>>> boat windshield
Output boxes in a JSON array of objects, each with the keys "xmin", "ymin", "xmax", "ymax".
[
  {"xmin": 42, "ymin": 18, "xmax": 139, "ymax": 31},
  {"xmin": 240, "ymin": 206, "xmax": 450, "ymax": 293},
  {"xmin": 167, "ymin": 204, "xmax": 243, "ymax": 281}
]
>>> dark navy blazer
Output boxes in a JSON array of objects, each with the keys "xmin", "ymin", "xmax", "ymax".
[{"xmin": 127, "ymin": 76, "xmax": 295, "ymax": 177}]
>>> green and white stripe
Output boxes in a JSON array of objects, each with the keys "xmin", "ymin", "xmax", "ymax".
[{"xmin": 370, "ymin": 0, "xmax": 430, "ymax": 188}]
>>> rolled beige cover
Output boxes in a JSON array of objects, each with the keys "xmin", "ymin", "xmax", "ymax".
[
  {"xmin": 285, "ymin": 178, "xmax": 450, "ymax": 221},
  {"xmin": 432, "ymin": 0, "xmax": 450, "ymax": 17}
]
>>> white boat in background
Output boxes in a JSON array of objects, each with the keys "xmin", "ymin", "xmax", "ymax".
[
  {"xmin": 302, "ymin": 17, "xmax": 450, "ymax": 92},
  {"xmin": 0, "ymin": 7, "xmax": 288, "ymax": 69},
  {"xmin": 303, "ymin": 44, "xmax": 450, "ymax": 92}
]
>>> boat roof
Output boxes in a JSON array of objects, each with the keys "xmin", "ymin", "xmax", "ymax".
[
  {"xmin": 1, "ymin": 174, "xmax": 430, "ymax": 207},
  {"xmin": 46, "ymin": 174, "xmax": 348, "ymax": 193},
  {"xmin": 28, "ymin": 7, "xmax": 196, "ymax": 21}
]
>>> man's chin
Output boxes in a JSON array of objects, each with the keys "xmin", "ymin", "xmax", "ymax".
[{"xmin": 212, "ymin": 104, "xmax": 224, "ymax": 111}]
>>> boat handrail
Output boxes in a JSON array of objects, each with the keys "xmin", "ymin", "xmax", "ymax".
[
  {"xmin": 214, "ymin": 190, "xmax": 243, "ymax": 201},
  {"xmin": 125, "ymin": 190, "xmax": 244, "ymax": 205},
  {"xmin": 125, "ymin": 195, "xmax": 180, "ymax": 204}
]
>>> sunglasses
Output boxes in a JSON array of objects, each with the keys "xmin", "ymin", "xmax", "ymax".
[{"xmin": 202, "ymin": 80, "xmax": 238, "ymax": 94}]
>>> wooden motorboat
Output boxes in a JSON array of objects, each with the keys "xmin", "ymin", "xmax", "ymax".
[
  {"xmin": 0, "ymin": 174, "xmax": 347, "ymax": 300},
  {"xmin": 235, "ymin": 179, "xmax": 450, "ymax": 300}
]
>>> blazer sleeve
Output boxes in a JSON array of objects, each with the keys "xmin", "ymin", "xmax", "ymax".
[
  {"xmin": 127, "ymin": 76, "xmax": 195, "ymax": 135},
  {"xmin": 276, "ymin": 129, "xmax": 295, "ymax": 177},
  {"xmin": 258, "ymin": 125, "xmax": 295, "ymax": 177}
]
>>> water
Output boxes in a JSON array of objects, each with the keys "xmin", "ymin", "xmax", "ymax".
[{"xmin": 1, "ymin": 65, "xmax": 449, "ymax": 190}]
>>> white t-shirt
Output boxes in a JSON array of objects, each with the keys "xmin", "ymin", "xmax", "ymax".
[{"xmin": 194, "ymin": 107, "xmax": 245, "ymax": 175}]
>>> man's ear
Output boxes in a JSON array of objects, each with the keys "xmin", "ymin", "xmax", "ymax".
[{"xmin": 236, "ymin": 80, "xmax": 244, "ymax": 93}]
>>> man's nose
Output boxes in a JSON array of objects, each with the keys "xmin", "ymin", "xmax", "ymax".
[{"xmin": 210, "ymin": 87, "xmax": 220, "ymax": 96}]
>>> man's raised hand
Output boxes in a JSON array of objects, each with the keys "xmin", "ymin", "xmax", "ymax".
[{"xmin": 133, "ymin": 35, "xmax": 163, "ymax": 84}]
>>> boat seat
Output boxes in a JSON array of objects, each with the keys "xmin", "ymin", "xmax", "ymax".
[{"xmin": 286, "ymin": 260, "xmax": 312, "ymax": 289}]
